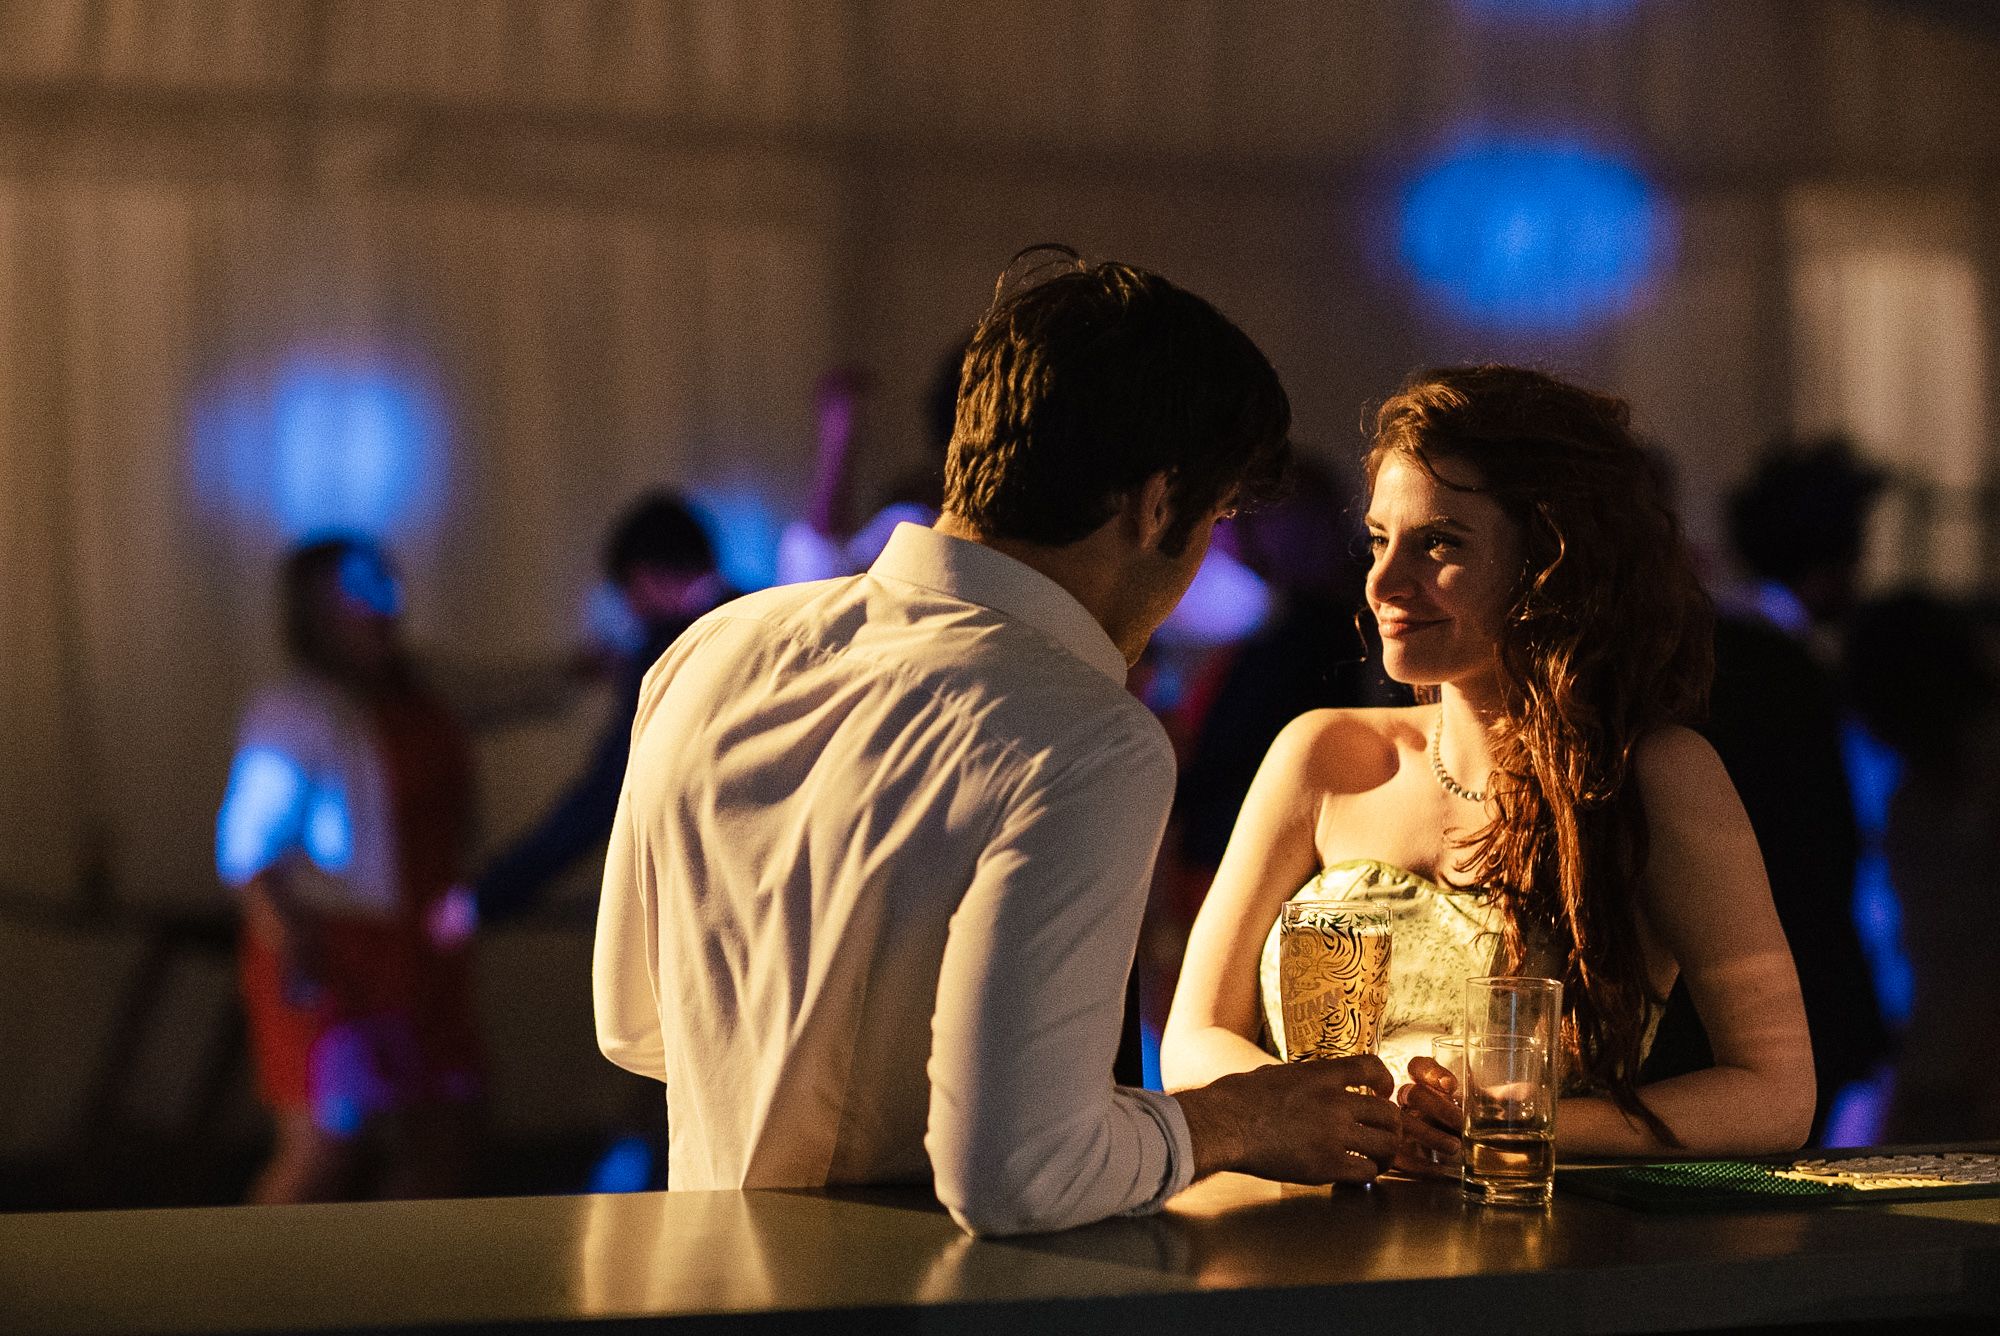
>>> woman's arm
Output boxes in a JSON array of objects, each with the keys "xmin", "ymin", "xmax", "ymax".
[
  {"xmin": 1161, "ymin": 712, "xmax": 1336, "ymax": 1092},
  {"xmin": 1559, "ymin": 726, "xmax": 1817, "ymax": 1155}
]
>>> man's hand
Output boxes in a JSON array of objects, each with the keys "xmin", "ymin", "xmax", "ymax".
[
  {"xmin": 1394, "ymin": 1055, "xmax": 1464, "ymax": 1178},
  {"xmin": 1176, "ymin": 1054, "xmax": 1401, "ymax": 1186}
]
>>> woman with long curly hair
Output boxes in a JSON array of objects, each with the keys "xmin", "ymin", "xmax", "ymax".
[{"xmin": 1161, "ymin": 365, "xmax": 1815, "ymax": 1166}]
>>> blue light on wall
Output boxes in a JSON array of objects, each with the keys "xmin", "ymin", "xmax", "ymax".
[
  {"xmin": 1397, "ymin": 136, "xmax": 1673, "ymax": 334},
  {"xmin": 587, "ymin": 1134, "xmax": 658, "ymax": 1193},
  {"xmin": 1842, "ymin": 722, "xmax": 1913, "ymax": 1028},
  {"xmin": 1454, "ymin": 0, "xmax": 1643, "ymax": 21},
  {"xmin": 195, "ymin": 351, "xmax": 448, "ymax": 542}
]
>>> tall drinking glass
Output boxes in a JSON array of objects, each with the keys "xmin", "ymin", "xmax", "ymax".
[
  {"xmin": 1463, "ymin": 976, "xmax": 1562, "ymax": 1205},
  {"xmin": 1277, "ymin": 901, "xmax": 1392, "ymax": 1061}
]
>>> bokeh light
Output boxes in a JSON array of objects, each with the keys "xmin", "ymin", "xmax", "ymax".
[
  {"xmin": 194, "ymin": 350, "xmax": 448, "ymax": 542},
  {"xmin": 1397, "ymin": 135, "xmax": 1674, "ymax": 334},
  {"xmin": 215, "ymin": 744, "xmax": 354, "ymax": 883},
  {"xmin": 1453, "ymin": 0, "xmax": 1643, "ymax": 21}
]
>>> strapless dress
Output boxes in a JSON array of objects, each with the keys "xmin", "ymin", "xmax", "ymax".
[
  {"xmin": 1257, "ymin": 858, "xmax": 1663, "ymax": 1092},
  {"xmin": 1257, "ymin": 858, "xmax": 1509, "ymax": 1089}
]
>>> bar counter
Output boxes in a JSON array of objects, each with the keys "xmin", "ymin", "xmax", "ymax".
[{"xmin": 5, "ymin": 1166, "xmax": 1999, "ymax": 1335}]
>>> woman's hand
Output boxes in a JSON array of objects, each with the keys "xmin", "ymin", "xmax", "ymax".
[{"xmin": 1394, "ymin": 1055, "xmax": 1463, "ymax": 1178}]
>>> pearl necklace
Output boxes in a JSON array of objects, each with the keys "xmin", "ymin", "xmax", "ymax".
[{"xmin": 1430, "ymin": 712, "xmax": 1490, "ymax": 804}]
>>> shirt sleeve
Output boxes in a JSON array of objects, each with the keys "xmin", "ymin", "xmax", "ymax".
[
  {"xmin": 924, "ymin": 720, "xmax": 1192, "ymax": 1236},
  {"xmin": 593, "ymin": 763, "xmax": 667, "ymax": 1081}
]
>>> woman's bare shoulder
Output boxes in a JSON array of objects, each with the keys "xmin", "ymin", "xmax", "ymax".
[
  {"xmin": 1632, "ymin": 724, "xmax": 1729, "ymax": 787},
  {"xmin": 1270, "ymin": 705, "xmax": 1429, "ymax": 790},
  {"xmin": 1632, "ymin": 724, "xmax": 1745, "ymax": 828}
]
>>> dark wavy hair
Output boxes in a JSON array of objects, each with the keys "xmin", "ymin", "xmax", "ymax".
[
  {"xmin": 1367, "ymin": 365, "xmax": 1714, "ymax": 1142},
  {"xmin": 602, "ymin": 492, "xmax": 716, "ymax": 585},
  {"xmin": 945, "ymin": 245, "xmax": 1292, "ymax": 556}
]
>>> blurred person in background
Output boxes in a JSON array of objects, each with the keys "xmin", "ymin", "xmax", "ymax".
[
  {"xmin": 776, "ymin": 348, "xmax": 960, "ymax": 585},
  {"xmin": 1846, "ymin": 593, "xmax": 2000, "ymax": 1142},
  {"xmin": 1655, "ymin": 438, "xmax": 1891, "ymax": 1141},
  {"xmin": 215, "ymin": 537, "xmax": 480, "ymax": 1203},
  {"xmin": 1174, "ymin": 457, "xmax": 1393, "ymax": 877},
  {"xmin": 1723, "ymin": 438, "xmax": 1885, "ymax": 654},
  {"xmin": 467, "ymin": 491, "xmax": 729, "ymax": 926},
  {"xmin": 420, "ymin": 492, "xmax": 731, "ymax": 1196}
]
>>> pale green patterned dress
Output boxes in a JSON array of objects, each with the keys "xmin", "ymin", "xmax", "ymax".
[
  {"xmin": 1259, "ymin": 859, "xmax": 1509, "ymax": 1090},
  {"xmin": 1258, "ymin": 858, "xmax": 1662, "ymax": 1093}
]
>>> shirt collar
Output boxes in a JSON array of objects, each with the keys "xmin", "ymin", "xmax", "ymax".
[{"xmin": 868, "ymin": 523, "xmax": 1131, "ymax": 683}]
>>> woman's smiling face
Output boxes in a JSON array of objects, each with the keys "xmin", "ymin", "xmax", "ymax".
[{"xmin": 1364, "ymin": 452, "xmax": 1524, "ymax": 694}]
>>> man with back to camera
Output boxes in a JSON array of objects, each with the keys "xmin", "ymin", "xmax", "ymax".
[{"xmin": 593, "ymin": 247, "xmax": 1416, "ymax": 1236}]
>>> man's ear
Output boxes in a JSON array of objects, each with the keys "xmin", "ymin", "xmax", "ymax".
[{"xmin": 1127, "ymin": 472, "xmax": 1175, "ymax": 551}]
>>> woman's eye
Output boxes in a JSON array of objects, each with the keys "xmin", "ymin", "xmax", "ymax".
[
  {"xmin": 1365, "ymin": 533, "xmax": 1387, "ymax": 555},
  {"xmin": 1425, "ymin": 532, "xmax": 1459, "ymax": 555}
]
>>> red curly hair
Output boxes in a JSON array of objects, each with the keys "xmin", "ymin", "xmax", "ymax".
[{"xmin": 1367, "ymin": 365, "xmax": 1714, "ymax": 1143}]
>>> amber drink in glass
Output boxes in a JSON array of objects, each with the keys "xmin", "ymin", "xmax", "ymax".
[
  {"xmin": 1277, "ymin": 901, "xmax": 1392, "ymax": 1061},
  {"xmin": 1463, "ymin": 976, "xmax": 1562, "ymax": 1205}
]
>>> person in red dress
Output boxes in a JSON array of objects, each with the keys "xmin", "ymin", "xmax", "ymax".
[{"xmin": 217, "ymin": 537, "xmax": 481, "ymax": 1203}]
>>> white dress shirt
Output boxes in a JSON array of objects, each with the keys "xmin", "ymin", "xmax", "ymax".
[{"xmin": 594, "ymin": 523, "xmax": 1195, "ymax": 1234}]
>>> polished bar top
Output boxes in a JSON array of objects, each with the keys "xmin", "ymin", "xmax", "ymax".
[{"xmin": 5, "ymin": 1169, "xmax": 1999, "ymax": 1335}]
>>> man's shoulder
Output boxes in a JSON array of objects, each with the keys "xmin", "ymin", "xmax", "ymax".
[
  {"xmin": 906, "ymin": 624, "xmax": 1175, "ymax": 816},
  {"xmin": 702, "ymin": 578, "xmax": 852, "ymax": 624},
  {"xmin": 655, "ymin": 578, "xmax": 866, "ymax": 666},
  {"xmin": 652, "ymin": 574, "xmax": 1172, "ymax": 769}
]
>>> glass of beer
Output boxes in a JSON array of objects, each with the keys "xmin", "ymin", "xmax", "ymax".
[
  {"xmin": 1276, "ymin": 900, "xmax": 1392, "ymax": 1061},
  {"xmin": 1462, "ymin": 976, "xmax": 1563, "ymax": 1206}
]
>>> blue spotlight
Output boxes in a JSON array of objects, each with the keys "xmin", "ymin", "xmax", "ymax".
[
  {"xmin": 336, "ymin": 546, "xmax": 404, "ymax": 618},
  {"xmin": 216, "ymin": 746, "xmax": 308, "ymax": 884},
  {"xmin": 1842, "ymin": 723, "xmax": 1913, "ymax": 1027},
  {"xmin": 302, "ymin": 781, "xmax": 355, "ymax": 875},
  {"xmin": 1454, "ymin": 0, "xmax": 1642, "ymax": 20},
  {"xmin": 1398, "ymin": 136, "xmax": 1672, "ymax": 334},
  {"xmin": 193, "ymin": 352, "xmax": 447, "ymax": 542}
]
